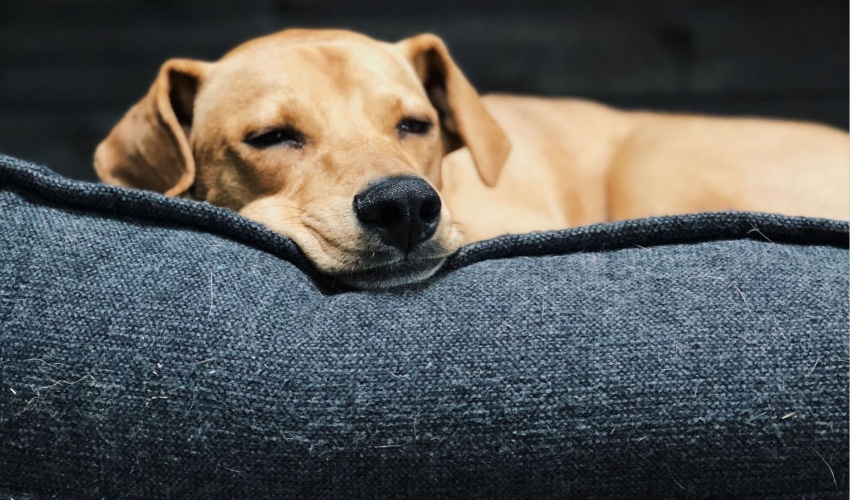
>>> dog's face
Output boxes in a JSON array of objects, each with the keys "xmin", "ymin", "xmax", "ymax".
[{"xmin": 94, "ymin": 30, "xmax": 510, "ymax": 288}]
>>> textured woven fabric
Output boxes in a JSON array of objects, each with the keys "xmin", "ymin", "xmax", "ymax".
[{"xmin": 1, "ymin": 155, "xmax": 848, "ymax": 499}]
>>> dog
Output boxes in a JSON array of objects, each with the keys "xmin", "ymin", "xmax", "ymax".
[{"xmin": 95, "ymin": 29, "xmax": 849, "ymax": 289}]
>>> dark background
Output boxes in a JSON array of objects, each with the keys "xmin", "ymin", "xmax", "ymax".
[{"xmin": 1, "ymin": 0, "xmax": 847, "ymax": 181}]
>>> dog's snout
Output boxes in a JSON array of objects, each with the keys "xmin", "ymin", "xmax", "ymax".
[{"xmin": 354, "ymin": 176, "xmax": 441, "ymax": 253}]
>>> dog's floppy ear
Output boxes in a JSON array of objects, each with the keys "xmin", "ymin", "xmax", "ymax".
[
  {"xmin": 94, "ymin": 59, "xmax": 208, "ymax": 196},
  {"xmin": 398, "ymin": 34, "xmax": 511, "ymax": 187}
]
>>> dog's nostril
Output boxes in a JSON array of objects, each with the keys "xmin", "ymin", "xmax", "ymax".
[{"xmin": 419, "ymin": 199, "xmax": 441, "ymax": 221}]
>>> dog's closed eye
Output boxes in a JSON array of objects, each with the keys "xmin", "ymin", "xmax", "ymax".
[
  {"xmin": 244, "ymin": 127, "xmax": 305, "ymax": 149},
  {"xmin": 397, "ymin": 117, "xmax": 432, "ymax": 138}
]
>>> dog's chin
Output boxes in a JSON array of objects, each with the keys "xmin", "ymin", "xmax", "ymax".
[{"xmin": 326, "ymin": 256, "xmax": 448, "ymax": 290}]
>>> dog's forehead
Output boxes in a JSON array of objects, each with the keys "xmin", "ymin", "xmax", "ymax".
[
  {"xmin": 193, "ymin": 31, "xmax": 431, "ymax": 135},
  {"xmin": 198, "ymin": 33, "xmax": 426, "ymax": 119},
  {"xmin": 215, "ymin": 30, "xmax": 418, "ymax": 87},
  {"xmin": 223, "ymin": 29, "xmax": 387, "ymax": 58}
]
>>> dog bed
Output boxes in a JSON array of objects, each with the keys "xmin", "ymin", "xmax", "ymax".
[{"xmin": 1, "ymin": 154, "xmax": 847, "ymax": 499}]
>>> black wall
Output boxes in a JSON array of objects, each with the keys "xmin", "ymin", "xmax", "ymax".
[{"xmin": 1, "ymin": 0, "xmax": 847, "ymax": 181}]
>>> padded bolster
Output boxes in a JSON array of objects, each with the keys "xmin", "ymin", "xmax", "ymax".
[{"xmin": 1, "ymin": 155, "xmax": 848, "ymax": 499}]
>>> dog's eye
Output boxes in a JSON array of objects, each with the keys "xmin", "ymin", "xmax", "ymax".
[
  {"xmin": 244, "ymin": 127, "xmax": 305, "ymax": 149},
  {"xmin": 397, "ymin": 118, "xmax": 432, "ymax": 137}
]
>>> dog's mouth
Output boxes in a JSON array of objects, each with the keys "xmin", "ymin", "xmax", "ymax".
[
  {"xmin": 326, "ymin": 253, "xmax": 448, "ymax": 289},
  {"xmin": 245, "ymin": 195, "xmax": 461, "ymax": 289},
  {"xmin": 258, "ymin": 217, "xmax": 456, "ymax": 289}
]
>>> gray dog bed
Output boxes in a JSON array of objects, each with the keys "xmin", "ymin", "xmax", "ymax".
[{"xmin": 1, "ymin": 155, "xmax": 847, "ymax": 499}]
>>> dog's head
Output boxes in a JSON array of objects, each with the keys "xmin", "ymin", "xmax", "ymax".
[{"xmin": 95, "ymin": 29, "xmax": 510, "ymax": 289}]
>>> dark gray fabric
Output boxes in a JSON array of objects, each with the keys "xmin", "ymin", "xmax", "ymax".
[{"xmin": 1, "ymin": 154, "xmax": 848, "ymax": 499}]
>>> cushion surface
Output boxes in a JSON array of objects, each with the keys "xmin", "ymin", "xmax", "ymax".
[{"xmin": 1, "ymin": 155, "xmax": 848, "ymax": 499}]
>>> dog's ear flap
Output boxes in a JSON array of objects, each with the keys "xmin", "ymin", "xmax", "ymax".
[
  {"xmin": 398, "ymin": 34, "xmax": 511, "ymax": 187},
  {"xmin": 94, "ymin": 59, "xmax": 208, "ymax": 196}
]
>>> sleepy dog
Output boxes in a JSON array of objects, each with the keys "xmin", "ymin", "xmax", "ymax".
[{"xmin": 95, "ymin": 29, "xmax": 849, "ymax": 289}]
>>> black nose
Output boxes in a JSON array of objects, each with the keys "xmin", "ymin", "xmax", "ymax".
[{"xmin": 353, "ymin": 176, "xmax": 442, "ymax": 253}]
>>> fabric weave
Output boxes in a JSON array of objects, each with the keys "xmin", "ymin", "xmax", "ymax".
[{"xmin": 1, "ymin": 155, "xmax": 848, "ymax": 499}]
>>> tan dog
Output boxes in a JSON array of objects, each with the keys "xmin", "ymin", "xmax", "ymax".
[{"xmin": 95, "ymin": 29, "xmax": 849, "ymax": 289}]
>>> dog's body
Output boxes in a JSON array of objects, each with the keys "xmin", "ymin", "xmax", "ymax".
[
  {"xmin": 95, "ymin": 29, "xmax": 849, "ymax": 288},
  {"xmin": 444, "ymin": 96, "xmax": 848, "ymax": 242}
]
